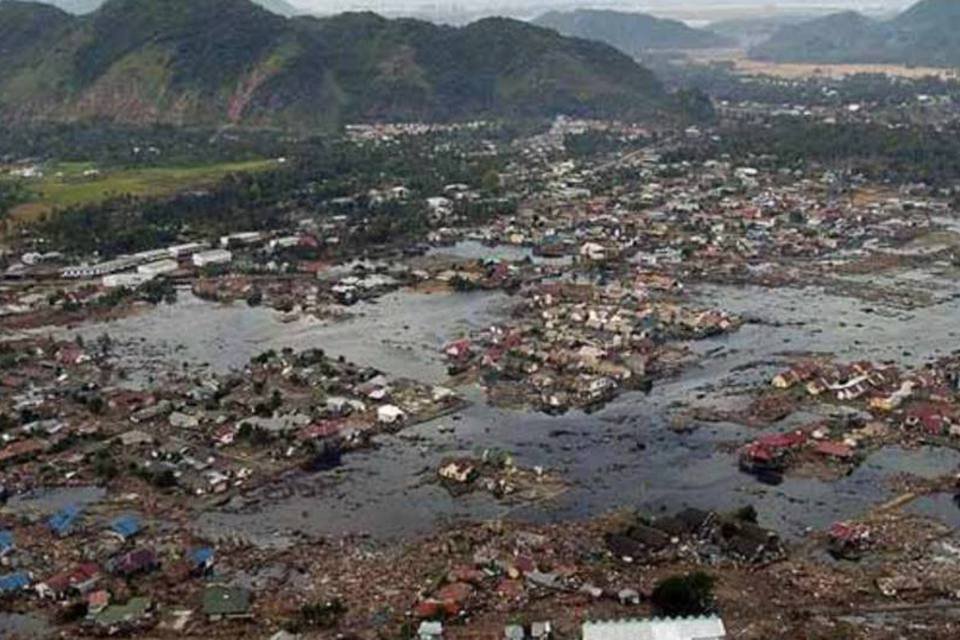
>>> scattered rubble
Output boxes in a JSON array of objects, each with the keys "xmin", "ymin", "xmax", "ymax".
[{"xmin": 437, "ymin": 450, "xmax": 565, "ymax": 502}]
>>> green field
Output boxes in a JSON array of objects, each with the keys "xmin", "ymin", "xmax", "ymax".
[{"xmin": 6, "ymin": 159, "xmax": 276, "ymax": 223}]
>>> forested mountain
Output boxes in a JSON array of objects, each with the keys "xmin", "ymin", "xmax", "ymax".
[
  {"xmin": 750, "ymin": 0, "xmax": 960, "ymax": 67},
  {"xmin": 533, "ymin": 9, "xmax": 733, "ymax": 56},
  {"xmin": 0, "ymin": 0, "xmax": 665, "ymax": 128},
  {"xmin": 28, "ymin": 0, "xmax": 300, "ymax": 16},
  {"xmin": 709, "ymin": 13, "xmax": 832, "ymax": 48}
]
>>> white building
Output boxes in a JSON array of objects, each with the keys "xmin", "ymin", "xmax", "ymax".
[
  {"xmin": 580, "ymin": 242, "xmax": 606, "ymax": 262},
  {"xmin": 130, "ymin": 248, "xmax": 171, "ymax": 263},
  {"xmin": 62, "ymin": 257, "xmax": 139, "ymax": 279},
  {"xmin": 9, "ymin": 165, "xmax": 42, "ymax": 178},
  {"xmin": 426, "ymin": 197, "xmax": 454, "ymax": 218},
  {"xmin": 582, "ymin": 617, "xmax": 726, "ymax": 640},
  {"xmin": 167, "ymin": 242, "xmax": 209, "ymax": 258},
  {"xmin": 192, "ymin": 249, "xmax": 233, "ymax": 268},
  {"xmin": 220, "ymin": 232, "xmax": 263, "ymax": 248},
  {"xmin": 102, "ymin": 273, "xmax": 155, "ymax": 288},
  {"xmin": 268, "ymin": 236, "xmax": 301, "ymax": 252},
  {"xmin": 377, "ymin": 405, "xmax": 405, "ymax": 425},
  {"xmin": 389, "ymin": 186, "xmax": 411, "ymax": 200},
  {"xmin": 137, "ymin": 260, "xmax": 179, "ymax": 277},
  {"xmin": 21, "ymin": 252, "xmax": 63, "ymax": 266}
]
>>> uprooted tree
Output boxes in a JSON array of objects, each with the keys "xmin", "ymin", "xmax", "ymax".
[{"xmin": 651, "ymin": 571, "xmax": 717, "ymax": 617}]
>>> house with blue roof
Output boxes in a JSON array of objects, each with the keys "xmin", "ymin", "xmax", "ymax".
[
  {"xmin": 108, "ymin": 515, "xmax": 142, "ymax": 541},
  {"xmin": 0, "ymin": 571, "xmax": 31, "ymax": 596},
  {"xmin": 49, "ymin": 504, "xmax": 82, "ymax": 537},
  {"xmin": 188, "ymin": 547, "xmax": 215, "ymax": 575},
  {"xmin": 0, "ymin": 530, "xmax": 14, "ymax": 557}
]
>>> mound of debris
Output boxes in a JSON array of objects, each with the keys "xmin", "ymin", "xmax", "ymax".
[
  {"xmin": 605, "ymin": 508, "xmax": 785, "ymax": 566},
  {"xmin": 437, "ymin": 450, "xmax": 566, "ymax": 502}
]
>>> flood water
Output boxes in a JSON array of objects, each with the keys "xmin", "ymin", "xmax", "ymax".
[
  {"xmin": 0, "ymin": 612, "xmax": 51, "ymax": 639},
  {"xmin": 72, "ymin": 288, "xmax": 510, "ymax": 387},
  {"xmin": 67, "ymin": 272, "xmax": 960, "ymax": 545},
  {"xmin": 6, "ymin": 486, "xmax": 107, "ymax": 516}
]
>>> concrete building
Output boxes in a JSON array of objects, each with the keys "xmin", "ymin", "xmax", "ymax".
[
  {"xmin": 582, "ymin": 617, "xmax": 726, "ymax": 640},
  {"xmin": 102, "ymin": 273, "xmax": 155, "ymax": 288},
  {"xmin": 192, "ymin": 249, "xmax": 233, "ymax": 268},
  {"xmin": 137, "ymin": 260, "xmax": 179, "ymax": 277},
  {"xmin": 167, "ymin": 242, "xmax": 209, "ymax": 258},
  {"xmin": 220, "ymin": 232, "xmax": 263, "ymax": 248},
  {"xmin": 62, "ymin": 258, "xmax": 138, "ymax": 279}
]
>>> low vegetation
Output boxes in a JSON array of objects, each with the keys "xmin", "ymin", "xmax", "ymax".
[{"xmin": 5, "ymin": 159, "xmax": 275, "ymax": 223}]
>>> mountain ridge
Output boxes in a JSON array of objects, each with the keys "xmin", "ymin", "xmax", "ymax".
[
  {"xmin": 749, "ymin": 0, "xmax": 960, "ymax": 67},
  {"xmin": 11, "ymin": 0, "xmax": 301, "ymax": 16},
  {"xmin": 533, "ymin": 9, "xmax": 734, "ymax": 57},
  {"xmin": 0, "ymin": 0, "xmax": 667, "ymax": 128}
]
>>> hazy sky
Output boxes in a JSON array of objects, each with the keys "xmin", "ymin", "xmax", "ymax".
[
  {"xmin": 288, "ymin": 0, "xmax": 910, "ymax": 11},
  {"xmin": 286, "ymin": 0, "xmax": 914, "ymax": 21}
]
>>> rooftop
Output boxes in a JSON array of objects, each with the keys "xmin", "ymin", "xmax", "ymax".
[{"xmin": 582, "ymin": 616, "xmax": 727, "ymax": 640}]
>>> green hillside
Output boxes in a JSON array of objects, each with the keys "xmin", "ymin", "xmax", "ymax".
[
  {"xmin": 27, "ymin": 0, "xmax": 300, "ymax": 16},
  {"xmin": 534, "ymin": 9, "xmax": 734, "ymax": 57},
  {"xmin": 749, "ymin": 0, "xmax": 960, "ymax": 68},
  {"xmin": 0, "ymin": 0, "xmax": 666, "ymax": 128}
]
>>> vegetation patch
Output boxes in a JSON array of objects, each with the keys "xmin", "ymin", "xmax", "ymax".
[{"xmin": 5, "ymin": 158, "xmax": 276, "ymax": 223}]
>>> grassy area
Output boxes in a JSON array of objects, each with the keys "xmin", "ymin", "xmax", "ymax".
[{"xmin": 6, "ymin": 159, "xmax": 276, "ymax": 223}]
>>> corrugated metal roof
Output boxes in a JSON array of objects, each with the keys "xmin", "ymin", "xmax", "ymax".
[
  {"xmin": 189, "ymin": 547, "xmax": 215, "ymax": 568},
  {"xmin": 48, "ymin": 504, "xmax": 81, "ymax": 536},
  {"xmin": 109, "ymin": 515, "xmax": 142, "ymax": 539},
  {"xmin": 0, "ymin": 571, "xmax": 30, "ymax": 594},
  {"xmin": 0, "ymin": 530, "xmax": 14, "ymax": 553},
  {"xmin": 93, "ymin": 596, "xmax": 151, "ymax": 626},
  {"xmin": 203, "ymin": 585, "xmax": 250, "ymax": 616},
  {"xmin": 582, "ymin": 616, "xmax": 726, "ymax": 640}
]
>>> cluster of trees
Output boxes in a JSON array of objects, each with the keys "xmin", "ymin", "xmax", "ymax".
[
  {"xmin": 81, "ymin": 280, "xmax": 177, "ymax": 309},
  {"xmin": 0, "ymin": 180, "xmax": 29, "ymax": 219},
  {"xmin": 669, "ymin": 118, "xmax": 960, "ymax": 186},
  {"xmin": 564, "ymin": 131, "xmax": 638, "ymax": 159},
  {"xmin": 652, "ymin": 59, "xmax": 960, "ymax": 109},
  {"xmin": 31, "ymin": 129, "xmax": 516, "ymax": 257},
  {"xmin": 652, "ymin": 571, "xmax": 717, "ymax": 617},
  {"xmin": 0, "ymin": 122, "xmax": 306, "ymax": 168}
]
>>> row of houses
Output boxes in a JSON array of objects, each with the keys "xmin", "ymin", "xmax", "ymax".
[{"xmin": 60, "ymin": 242, "xmax": 212, "ymax": 279}]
